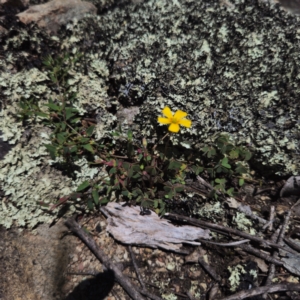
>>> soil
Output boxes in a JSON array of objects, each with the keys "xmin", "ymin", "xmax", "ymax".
[{"xmin": 1, "ymin": 178, "xmax": 300, "ymax": 300}]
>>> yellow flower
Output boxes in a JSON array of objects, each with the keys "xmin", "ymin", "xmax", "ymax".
[{"xmin": 158, "ymin": 106, "xmax": 192, "ymax": 133}]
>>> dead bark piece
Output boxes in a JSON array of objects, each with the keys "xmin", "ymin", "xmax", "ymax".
[
  {"xmin": 102, "ymin": 203, "xmax": 211, "ymax": 252},
  {"xmin": 64, "ymin": 217, "xmax": 147, "ymax": 300},
  {"xmin": 220, "ymin": 283, "xmax": 300, "ymax": 300}
]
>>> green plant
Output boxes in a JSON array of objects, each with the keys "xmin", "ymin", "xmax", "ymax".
[
  {"xmin": 17, "ymin": 53, "xmax": 254, "ymax": 216},
  {"xmin": 199, "ymin": 134, "xmax": 253, "ymax": 197}
]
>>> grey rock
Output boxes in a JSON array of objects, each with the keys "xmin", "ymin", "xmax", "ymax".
[{"xmin": 17, "ymin": 0, "xmax": 97, "ymax": 34}]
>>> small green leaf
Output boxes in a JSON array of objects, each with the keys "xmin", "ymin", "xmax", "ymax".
[
  {"xmin": 145, "ymin": 166, "xmax": 156, "ymax": 176},
  {"xmin": 86, "ymin": 125, "xmax": 95, "ymax": 137},
  {"xmin": 168, "ymin": 161, "xmax": 182, "ymax": 170},
  {"xmin": 191, "ymin": 165, "xmax": 204, "ymax": 175},
  {"xmin": 44, "ymin": 143, "xmax": 57, "ymax": 159},
  {"xmin": 109, "ymin": 167, "xmax": 117, "ymax": 175},
  {"xmin": 122, "ymin": 190, "xmax": 129, "ymax": 197},
  {"xmin": 65, "ymin": 107, "xmax": 77, "ymax": 120},
  {"xmin": 46, "ymin": 99, "xmax": 60, "ymax": 111},
  {"xmin": 56, "ymin": 132, "xmax": 67, "ymax": 144},
  {"xmin": 76, "ymin": 180, "xmax": 90, "ymax": 192},
  {"xmin": 132, "ymin": 172, "xmax": 141, "ymax": 179},
  {"xmin": 221, "ymin": 157, "xmax": 231, "ymax": 169},
  {"xmin": 50, "ymin": 74, "xmax": 58, "ymax": 84},
  {"xmin": 92, "ymin": 190, "xmax": 99, "ymax": 205},
  {"xmin": 80, "ymin": 138, "xmax": 90, "ymax": 144},
  {"xmin": 122, "ymin": 162, "xmax": 130, "ymax": 171},
  {"xmin": 229, "ymin": 149, "xmax": 239, "ymax": 159},
  {"xmin": 235, "ymin": 163, "xmax": 248, "ymax": 174},
  {"xmin": 100, "ymin": 197, "xmax": 109, "ymax": 205},
  {"xmin": 36, "ymin": 112, "xmax": 48, "ymax": 118},
  {"xmin": 132, "ymin": 165, "xmax": 141, "ymax": 172},
  {"xmin": 226, "ymin": 187, "xmax": 234, "ymax": 196},
  {"xmin": 87, "ymin": 198, "xmax": 94, "ymax": 210},
  {"xmin": 127, "ymin": 129, "xmax": 133, "ymax": 141},
  {"xmin": 82, "ymin": 144, "xmax": 94, "ymax": 153},
  {"xmin": 239, "ymin": 178, "xmax": 245, "ymax": 186},
  {"xmin": 128, "ymin": 167, "xmax": 134, "ymax": 178},
  {"xmin": 202, "ymin": 146, "xmax": 216, "ymax": 158},
  {"xmin": 175, "ymin": 186, "xmax": 184, "ymax": 192},
  {"xmin": 70, "ymin": 146, "xmax": 78, "ymax": 153},
  {"xmin": 244, "ymin": 150, "xmax": 252, "ymax": 161}
]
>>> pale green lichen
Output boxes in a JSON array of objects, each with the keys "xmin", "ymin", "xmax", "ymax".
[
  {"xmin": 233, "ymin": 212, "xmax": 256, "ymax": 235},
  {"xmin": 228, "ymin": 264, "xmax": 246, "ymax": 292},
  {"xmin": 195, "ymin": 201, "xmax": 224, "ymax": 221}
]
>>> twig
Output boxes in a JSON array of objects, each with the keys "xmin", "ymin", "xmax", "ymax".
[
  {"xmin": 208, "ymin": 283, "xmax": 220, "ymax": 300},
  {"xmin": 263, "ymin": 211, "xmax": 291, "ymax": 299},
  {"xmin": 164, "ymin": 213, "xmax": 298, "ymax": 255},
  {"xmin": 198, "ymin": 256, "xmax": 221, "ymax": 282},
  {"xmin": 129, "ymin": 246, "xmax": 146, "ymax": 289},
  {"xmin": 270, "ymin": 206, "xmax": 275, "ymax": 231},
  {"xmin": 237, "ymin": 244, "xmax": 283, "ymax": 266},
  {"xmin": 219, "ymin": 283, "xmax": 300, "ymax": 300},
  {"xmin": 284, "ymin": 237, "xmax": 300, "ymax": 252},
  {"xmin": 196, "ymin": 175, "xmax": 215, "ymax": 191},
  {"xmin": 199, "ymin": 239, "xmax": 250, "ymax": 247},
  {"xmin": 138, "ymin": 287, "xmax": 164, "ymax": 300},
  {"xmin": 278, "ymin": 211, "xmax": 291, "ymax": 245},
  {"xmin": 262, "ymin": 219, "xmax": 274, "ymax": 232},
  {"xmin": 65, "ymin": 217, "xmax": 147, "ymax": 300}
]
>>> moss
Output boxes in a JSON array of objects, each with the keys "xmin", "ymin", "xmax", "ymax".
[{"xmin": 1, "ymin": 0, "xmax": 300, "ymax": 227}]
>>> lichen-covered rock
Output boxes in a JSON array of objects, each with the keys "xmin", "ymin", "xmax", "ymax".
[{"xmin": 1, "ymin": 0, "xmax": 300, "ymax": 228}]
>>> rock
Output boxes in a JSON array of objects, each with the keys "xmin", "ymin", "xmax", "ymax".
[
  {"xmin": 16, "ymin": 0, "xmax": 97, "ymax": 34},
  {"xmin": 278, "ymin": 0, "xmax": 300, "ymax": 14},
  {"xmin": 280, "ymin": 176, "xmax": 300, "ymax": 197},
  {"xmin": 0, "ymin": 221, "xmax": 75, "ymax": 300}
]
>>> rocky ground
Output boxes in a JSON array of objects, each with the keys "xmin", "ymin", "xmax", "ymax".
[{"xmin": 1, "ymin": 0, "xmax": 300, "ymax": 299}]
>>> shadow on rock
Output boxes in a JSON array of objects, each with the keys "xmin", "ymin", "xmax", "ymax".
[{"xmin": 64, "ymin": 269, "xmax": 115, "ymax": 300}]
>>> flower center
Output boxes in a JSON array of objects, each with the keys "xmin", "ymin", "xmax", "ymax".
[{"xmin": 171, "ymin": 117, "xmax": 179, "ymax": 124}]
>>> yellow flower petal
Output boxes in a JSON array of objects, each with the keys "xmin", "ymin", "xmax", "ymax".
[
  {"xmin": 179, "ymin": 119, "xmax": 192, "ymax": 128},
  {"xmin": 158, "ymin": 117, "xmax": 171, "ymax": 124},
  {"xmin": 162, "ymin": 106, "xmax": 173, "ymax": 119},
  {"xmin": 173, "ymin": 110, "xmax": 187, "ymax": 120},
  {"xmin": 168, "ymin": 123, "xmax": 180, "ymax": 133}
]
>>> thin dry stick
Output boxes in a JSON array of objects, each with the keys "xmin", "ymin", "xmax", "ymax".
[
  {"xmin": 219, "ymin": 283, "xmax": 300, "ymax": 300},
  {"xmin": 237, "ymin": 244, "xmax": 283, "ymax": 266},
  {"xmin": 262, "ymin": 228, "xmax": 281, "ymax": 299},
  {"xmin": 198, "ymin": 256, "xmax": 221, "ymax": 282},
  {"xmin": 138, "ymin": 287, "xmax": 164, "ymax": 300},
  {"xmin": 199, "ymin": 239, "xmax": 250, "ymax": 247},
  {"xmin": 270, "ymin": 206, "xmax": 275, "ymax": 231},
  {"xmin": 164, "ymin": 213, "xmax": 298, "ymax": 255},
  {"xmin": 284, "ymin": 237, "xmax": 300, "ymax": 252},
  {"xmin": 65, "ymin": 217, "xmax": 147, "ymax": 300},
  {"xmin": 263, "ymin": 211, "xmax": 291, "ymax": 299},
  {"xmin": 129, "ymin": 246, "xmax": 146, "ymax": 289}
]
